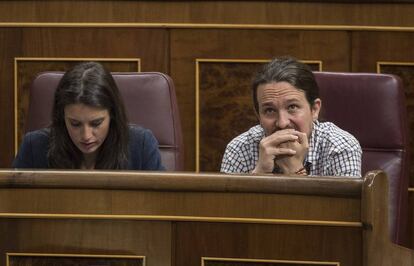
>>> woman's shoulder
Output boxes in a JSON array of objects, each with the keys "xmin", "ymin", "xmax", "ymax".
[
  {"xmin": 126, "ymin": 124, "xmax": 163, "ymax": 170},
  {"xmin": 127, "ymin": 124, "xmax": 159, "ymax": 147},
  {"xmin": 13, "ymin": 128, "xmax": 50, "ymax": 168},
  {"xmin": 23, "ymin": 128, "xmax": 50, "ymax": 143},
  {"xmin": 128, "ymin": 124, "xmax": 147, "ymax": 134},
  {"xmin": 128, "ymin": 124, "xmax": 155, "ymax": 138}
]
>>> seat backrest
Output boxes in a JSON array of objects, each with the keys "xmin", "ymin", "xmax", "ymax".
[
  {"xmin": 314, "ymin": 72, "xmax": 409, "ymax": 245},
  {"xmin": 25, "ymin": 72, "xmax": 184, "ymax": 171}
]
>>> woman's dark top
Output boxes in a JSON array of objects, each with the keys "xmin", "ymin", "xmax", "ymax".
[{"xmin": 12, "ymin": 125, "xmax": 164, "ymax": 170}]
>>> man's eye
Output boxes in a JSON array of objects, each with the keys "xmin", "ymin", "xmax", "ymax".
[
  {"xmin": 288, "ymin": 104, "xmax": 299, "ymax": 111},
  {"xmin": 264, "ymin": 108, "xmax": 275, "ymax": 114}
]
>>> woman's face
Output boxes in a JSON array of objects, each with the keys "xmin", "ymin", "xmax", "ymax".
[{"xmin": 64, "ymin": 103, "xmax": 111, "ymax": 156}]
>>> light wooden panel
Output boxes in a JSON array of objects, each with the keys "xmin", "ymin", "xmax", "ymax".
[
  {"xmin": 0, "ymin": 189, "xmax": 360, "ymax": 222},
  {"xmin": 0, "ymin": 170, "xmax": 412, "ymax": 265},
  {"xmin": 19, "ymin": 28, "xmax": 168, "ymax": 71},
  {"xmin": 0, "ymin": 170, "xmax": 366, "ymax": 266},
  {"xmin": 1, "ymin": 1, "xmax": 414, "ymax": 27},
  {"xmin": 352, "ymin": 32, "xmax": 414, "ymax": 73},
  {"xmin": 175, "ymin": 222, "xmax": 361, "ymax": 266},
  {"xmin": 1, "ymin": 219, "xmax": 169, "ymax": 266}
]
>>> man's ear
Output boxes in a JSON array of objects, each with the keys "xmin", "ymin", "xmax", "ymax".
[
  {"xmin": 311, "ymin": 98, "xmax": 322, "ymax": 121},
  {"xmin": 254, "ymin": 107, "xmax": 260, "ymax": 119}
]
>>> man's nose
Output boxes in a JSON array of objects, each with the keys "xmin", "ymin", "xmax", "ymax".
[{"xmin": 276, "ymin": 111, "xmax": 291, "ymax": 129}]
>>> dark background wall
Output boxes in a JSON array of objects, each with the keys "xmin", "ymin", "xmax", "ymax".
[{"xmin": 0, "ymin": 0, "xmax": 414, "ymax": 246}]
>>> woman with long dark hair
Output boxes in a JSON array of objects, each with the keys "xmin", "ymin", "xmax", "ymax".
[{"xmin": 13, "ymin": 62, "xmax": 164, "ymax": 170}]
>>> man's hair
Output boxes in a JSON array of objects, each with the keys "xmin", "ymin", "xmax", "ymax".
[
  {"xmin": 48, "ymin": 61, "xmax": 129, "ymax": 169},
  {"xmin": 252, "ymin": 56, "xmax": 320, "ymax": 113}
]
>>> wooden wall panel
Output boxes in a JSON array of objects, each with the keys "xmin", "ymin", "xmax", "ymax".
[
  {"xmin": 19, "ymin": 28, "xmax": 168, "ymax": 72},
  {"xmin": 170, "ymin": 29, "xmax": 349, "ymax": 171},
  {"xmin": 351, "ymin": 32, "xmax": 414, "ymax": 73},
  {"xmin": 376, "ymin": 64, "xmax": 414, "ymax": 184},
  {"xmin": 175, "ymin": 222, "xmax": 361, "ymax": 266},
  {"xmin": 351, "ymin": 31, "xmax": 414, "ymax": 248},
  {"xmin": 198, "ymin": 61, "xmax": 263, "ymax": 172},
  {"xmin": 0, "ymin": 29, "xmax": 22, "ymax": 169},
  {"xmin": 351, "ymin": 34, "xmax": 414, "ymax": 175},
  {"xmin": 197, "ymin": 61, "xmax": 321, "ymax": 172},
  {"xmin": 0, "ymin": 1, "xmax": 414, "ymax": 27},
  {"xmin": 0, "ymin": 219, "xmax": 171, "ymax": 266},
  {"xmin": 8, "ymin": 254, "xmax": 144, "ymax": 266},
  {"xmin": 0, "ymin": 0, "xmax": 413, "ymax": 248},
  {"xmin": 410, "ymin": 194, "xmax": 414, "ymax": 248}
]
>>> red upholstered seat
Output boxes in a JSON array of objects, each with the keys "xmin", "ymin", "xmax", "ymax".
[
  {"xmin": 315, "ymin": 72, "xmax": 409, "ymax": 245},
  {"xmin": 25, "ymin": 72, "xmax": 184, "ymax": 171}
]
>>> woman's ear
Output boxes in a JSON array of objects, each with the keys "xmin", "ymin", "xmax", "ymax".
[{"xmin": 311, "ymin": 98, "xmax": 322, "ymax": 121}]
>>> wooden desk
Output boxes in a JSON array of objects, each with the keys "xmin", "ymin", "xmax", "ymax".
[{"xmin": 0, "ymin": 170, "xmax": 411, "ymax": 266}]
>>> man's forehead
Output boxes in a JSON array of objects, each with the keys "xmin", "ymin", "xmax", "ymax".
[{"xmin": 258, "ymin": 82, "xmax": 305, "ymax": 99}]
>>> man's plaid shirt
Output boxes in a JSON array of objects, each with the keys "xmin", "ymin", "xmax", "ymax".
[{"xmin": 220, "ymin": 121, "xmax": 362, "ymax": 177}]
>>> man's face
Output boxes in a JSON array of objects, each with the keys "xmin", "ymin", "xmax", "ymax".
[{"xmin": 256, "ymin": 81, "xmax": 321, "ymax": 137}]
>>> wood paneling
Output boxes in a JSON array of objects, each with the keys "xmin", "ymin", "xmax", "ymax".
[
  {"xmin": 409, "ymin": 193, "xmax": 414, "ymax": 248},
  {"xmin": 0, "ymin": 189, "xmax": 360, "ymax": 222},
  {"xmin": 8, "ymin": 253, "xmax": 144, "ymax": 266},
  {"xmin": 0, "ymin": 171, "xmax": 361, "ymax": 221},
  {"xmin": 175, "ymin": 222, "xmax": 361, "ymax": 266},
  {"xmin": 202, "ymin": 258, "xmax": 337, "ymax": 266},
  {"xmin": 1, "ymin": 219, "xmax": 169, "ymax": 266},
  {"xmin": 197, "ymin": 61, "xmax": 321, "ymax": 172},
  {"xmin": 198, "ymin": 61, "xmax": 263, "ymax": 172},
  {"xmin": 0, "ymin": 29, "xmax": 22, "ymax": 169},
  {"xmin": 0, "ymin": 0, "xmax": 414, "ymax": 250},
  {"xmin": 0, "ymin": 28, "xmax": 168, "ymax": 168},
  {"xmin": 0, "ymin": 1, "xmax": 414, "ymax": 27},
  {"xmin": 377, "ymin": 64, "xmax": 414, "ymax": 188},
  {"xmin": 351, "ymin": 32, "xmax": 414, "ymax": 186},
  {"xmin": 0, "ymin": 170, "xmax": 411, "ymax": 266},
  {"xmin": 351, "ymin": 32, "xmax": 414, "ymax": 72},
  {"xmin": 19, "ymin": 28, "xmax": 168, "ymax": 71},
  {"xmin": 170, "ymin": 29, "xmax": 349, "ymax": 170},
  {"xmin": 0, "ymin": 171, "xmax": 361, "ymax": 266}
]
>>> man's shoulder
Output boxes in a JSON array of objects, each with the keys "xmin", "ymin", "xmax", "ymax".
[
  {"xmin": 227, "ymin": 125, "xmax": 264, "ymax": 149},
  {"xmin": 221, "ymin": 125, "xmax": 262, "ymax": 173},
  {"xmin": 315, "ymin": 121, "xmax": 361, "ymax": 149}
]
